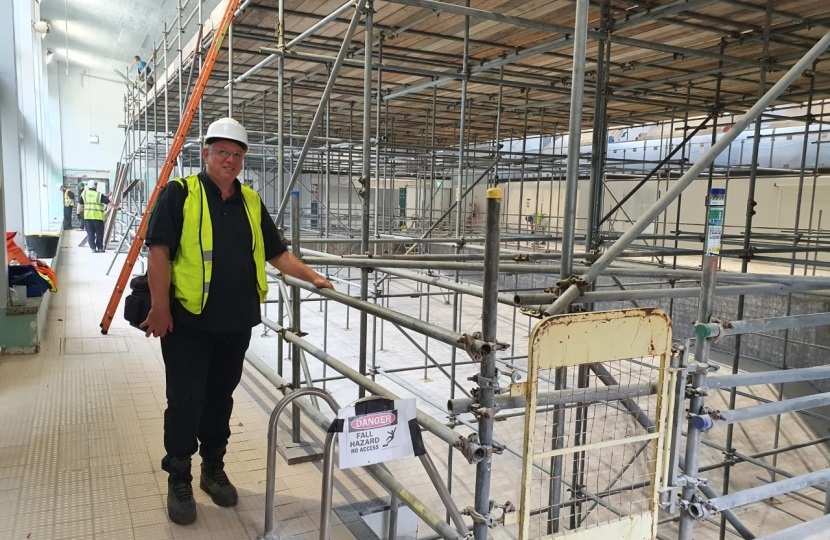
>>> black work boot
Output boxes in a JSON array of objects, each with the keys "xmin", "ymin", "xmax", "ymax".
[
  {"xmin": 164, "ymin": 457, "xmax": 196, "ymax": 525},
  {"xmin": 200, "ymin": 459, "xmax": 238, "ymax": 507}
]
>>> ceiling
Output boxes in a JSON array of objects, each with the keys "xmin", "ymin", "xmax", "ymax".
[
  {"xmin": 163, "ymin": 0, "xmax": 830, "ymax": 146},
  {"xmin": 57, "ymin": 0, "xmax": 830, "ymax": 158},
  {"xmin": 40, "ymin": 0, "xmax": 223, "ymax": 75}
]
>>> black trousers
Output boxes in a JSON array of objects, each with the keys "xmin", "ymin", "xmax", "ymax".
[
  {"xmin": 160, "ymin": 323, "xmax": 252, "ymax": 471},
  {"xmin": 77, "ymin": 211, "xmax": 84, "ymax": 229},
  {"xmin": 84, "ymin": 219, "xmax": 104, "ymax": 251},
  {"xmin": 63, "ymin": 206, "xmax": 73, "ymax": 230}
]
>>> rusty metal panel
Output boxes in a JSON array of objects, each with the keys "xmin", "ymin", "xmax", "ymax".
[
  {"xmin": 538, "ymin": 511, "xmax": 653, "ymax": 540},
  {"xmin": 519, "ymin": 308, "xmax": 672, "ymax": 540},
  {"xmin": 528, "ymin": 308, "xmax": 672, "ymax": 370}
]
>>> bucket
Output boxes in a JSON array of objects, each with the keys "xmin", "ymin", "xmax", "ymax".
[{"xmin": 25, "ymin": 233, "xmax": 60, "ymax": 259}]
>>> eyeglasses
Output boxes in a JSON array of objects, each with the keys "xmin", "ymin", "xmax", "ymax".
[{"xmin": 209, "ymin": 146, "xmax": 245, "ymax": 160}]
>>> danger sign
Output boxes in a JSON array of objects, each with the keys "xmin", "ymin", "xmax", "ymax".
[
  {"xmin": 338, "ymin": 398, "xmax": 416, "ymax": 469},
  {"xmin": 350, "ymin": 412, "xmax": 397, "ymax": 432}
]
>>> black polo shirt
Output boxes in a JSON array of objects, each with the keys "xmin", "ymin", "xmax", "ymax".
[{"xmin": 145, "ymin": 172, "xmax": 287, "ymax": 332}]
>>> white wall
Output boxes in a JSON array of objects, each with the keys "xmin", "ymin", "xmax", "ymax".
[
  {"xmin": 0, "ymin": 0, "xmax": 25, "ymax": 237},
  {"xmin": 57, "ymin": 67, "xmax": 126, "ymax": 179},
  {"xmin": 45, "ymin": 61, "xmax": 65, "ymax": 228},
  {"xmin": 489, "ymin": 174, "xmax": 830, "ymax": 265}
]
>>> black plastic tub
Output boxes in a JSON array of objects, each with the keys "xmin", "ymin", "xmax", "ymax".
[{"xmin": 25, "ymin": 233, "xmax": 60, "ymax": 259}]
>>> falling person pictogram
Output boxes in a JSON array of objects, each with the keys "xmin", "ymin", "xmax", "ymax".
[{"xmin": 383, "ymin": 427, "xmax": 396, "ymax": 447}]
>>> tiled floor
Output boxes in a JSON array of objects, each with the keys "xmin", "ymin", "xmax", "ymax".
[{"xmin": 2, "ymin": 231, "xmax": 829, "ymax": 540}]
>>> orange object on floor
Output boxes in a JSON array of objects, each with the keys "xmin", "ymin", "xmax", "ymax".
[{"xmin": 5, "ymin": 232, "xmax": 33, "ymax": 266}]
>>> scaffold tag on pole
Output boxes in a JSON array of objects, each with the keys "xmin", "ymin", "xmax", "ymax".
[{"xmin": 338, "ymin": 398, "xmax": 416, "ymax": 469}]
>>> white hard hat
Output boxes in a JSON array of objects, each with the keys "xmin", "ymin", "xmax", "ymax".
[
  {"xmin": 57, "ymin": 183, "xmax": 65, "ymax": 190},
  {"xmin": 205, "ymin": 117, "xmax": 248, "ymax": 152}
]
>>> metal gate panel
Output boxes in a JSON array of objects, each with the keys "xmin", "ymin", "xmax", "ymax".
[{"xmin": 519, "ymin": 308, "xmax": 672, "ymax": 540}]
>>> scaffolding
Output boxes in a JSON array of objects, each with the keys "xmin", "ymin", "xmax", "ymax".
[{"xmin": 106, "ymin": 1, "xmax": 830, "ymax": 539}]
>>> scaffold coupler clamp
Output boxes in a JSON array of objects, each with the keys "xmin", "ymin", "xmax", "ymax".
[
  {"xmin": 463, "ymin": 503, "xmax": 499, "ymax": 529},
  {"xmin": 668, "ymin": 344, "xmax": 686, "ymax": 372},
  {"xmin": 685, "ymin": 384, "xmax": 709, "ymax": 398},
  {"xmin": 687, "ymin": 361, "xmax": 720, "ymax": 375},
  {"xmin": 458, "ymin": 332, "xmax": 505, "ymax": 361},
  {"xmin": 679, "ymin": 493, "xmax": 709, "ymax": 520},
  {"xmin": 471, "ymin": 405, "xmax": 501, "ymax": 420},
  {"xmin": 710, "ymin": 316, "xmax": 732, "ymax": 343},
  {"xmin": 500, "ymin": 365, "xmax": 522, "ymax": 383},
  {"xmin": 519, "ymin": 306, "xmax": 543, "ymax": 319},
  {"xmin": 495, "ymin": 500, "xmax": 517, "ymax": 526},
  {"xmin": 493, "ymin": 339, "xmax": 510, "ymax": 352},
  {"xmin": 489, "ymin": 441, "xmax": 506, "ymax": 456},
  {"xmin": 458, "ymin": 332, "xmax": 485, "ymax": 361},
  {"xmin": 548, "ymin": 276, "xmax": 589, "ymax": 298},
  {"xmin": 689, "ymin": 407, "xmax": 723, "ymax": 432},
  {"xmin": 468, "ymin": 373, "xmax": 503, "ymax": 395},
  {"xmin": 284, "ymin": 326, "xmax": 308, "ymax": 339},
  {"xmin": 454, "ymin": 433, "xmax": 486, "ymax": 464},
  {"xmin": 584, "ymin": 249, "xmax": 602, "ymax": 265},
  {"xmin": 677, "ymin": 474, "xmax": 708, "ymax": 490},
  {"xmin": 658, "ymin": 485, "xmax": 682, "ymax": 513},
  {"xmin": 357, "ymin": 175, "xmax": 367, "ymax": 198}
]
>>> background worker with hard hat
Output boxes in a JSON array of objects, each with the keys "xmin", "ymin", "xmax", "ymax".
[
  {"xmin": 141, "ymin": 117, "xmax": 334, "ymax": 526},
  {"xmin": 76, "ymin": 182, "xmax": 86, "ymax": 230},
  {"xmin": 79, "ymin": 181, "xmax": 116, "ymax": 252},
  {"xmin": 59, "ymin": 184, "xmax": 75, "ymax": 230}
]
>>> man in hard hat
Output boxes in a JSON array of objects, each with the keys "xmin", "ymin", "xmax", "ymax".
[
  {"xmin": 76, "ymin": 182, "xmax": 86, "ymax": 230},
  {"xmin": 78, "ymin": 181, "xmax": 116, "ymax": 253},
  {"xmin": 142, "ymin": 117, "xmax": 334, "ymax": 526},
  {"xmin": 59, "ymin": 184, "xmax": 75, "ymax": 230}
]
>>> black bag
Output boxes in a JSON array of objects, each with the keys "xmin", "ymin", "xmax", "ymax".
[
  {"xmin": 8, "ymin": 265, "xmax": 51, "ymax": 297},
  {"xmin": 124, "ymin": 274, "xmax": 151, "ymax": 330}
]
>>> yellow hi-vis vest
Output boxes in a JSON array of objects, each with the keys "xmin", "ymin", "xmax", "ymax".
[
  {"xmin": 84, "ymin": 190, "xmax": 105, "ymax": 220},
  {"xmin": 170, "ymin": 175, "xmax": 269, "ymax": 315},
  {"xmin": 64, "ymin": 190, "xmax": 74, "ymax": 207}
]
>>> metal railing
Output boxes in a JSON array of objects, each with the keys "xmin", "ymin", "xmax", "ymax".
[{"xmin": 247, "ymin": 353, "xmax": 470, "ymax": 540}]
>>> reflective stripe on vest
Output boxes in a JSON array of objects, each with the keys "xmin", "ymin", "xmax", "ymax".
[
  {"xmin": 64, "ymin": 190, "xmax": 74, "ymax": 207},
  {"xmin": 84, "ymin": 190, "xmax": 105, "ymax": 220},
  {"xmin": 170, "ymin": 175, "xmax": 269, "ymax": 315}
]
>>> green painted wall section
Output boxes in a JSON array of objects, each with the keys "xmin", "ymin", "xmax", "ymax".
[{"xmin": 0, "ymin": 306, "xmax": 39, "ymax": 353}]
